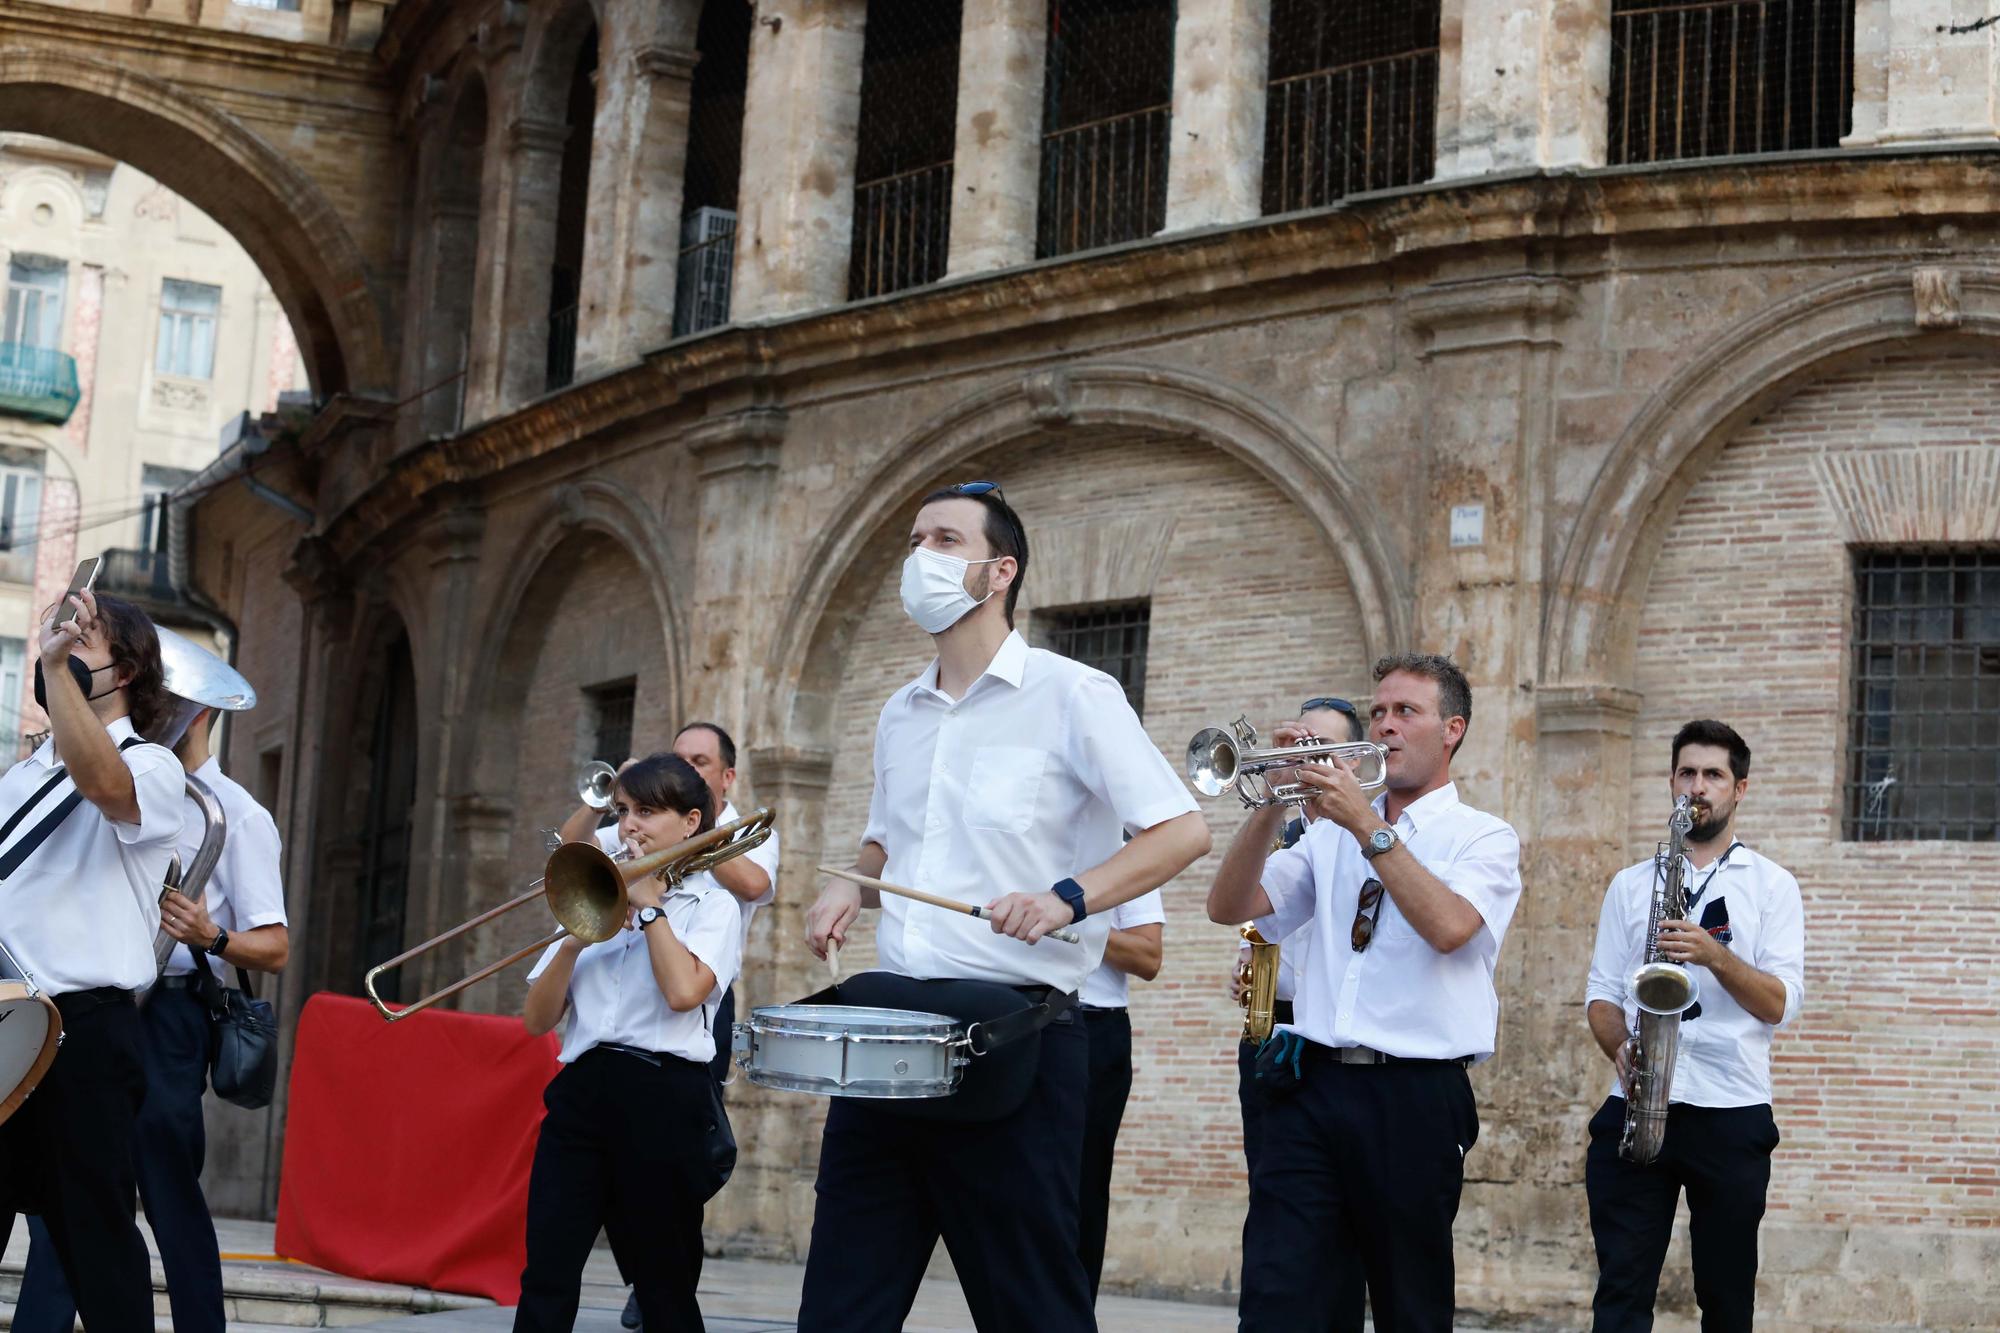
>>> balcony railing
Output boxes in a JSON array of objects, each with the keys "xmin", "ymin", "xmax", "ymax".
[
  {"xmin": 0, "ymin": 344, "xmax": 80, "ymax": 426},
  {"xmin": 1038, "ymin": 104, "xmax": 1171, "ymax": 259},
  {"xmin": 545, "ymin": 303, "xmax": 579, "ymax": 393},
  {"xmin": 674, "ymin": 225, "xmax": 737, "ymax": 338},
  {"xmin": 1609, "ymin": 0, "xmax": 1854, "ymax": 165},
  {"xmin": 1263, "ymin": 47, "xmax": 1440, "ymax": 215},
  {"xmin": 850, "ymin": 160, "xmax": 954, "ymax": 301}
]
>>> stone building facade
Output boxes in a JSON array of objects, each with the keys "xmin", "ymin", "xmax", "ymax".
[{"xmin": 5, "ymin": 0, "xmax": 2000, "ymax": 1325}]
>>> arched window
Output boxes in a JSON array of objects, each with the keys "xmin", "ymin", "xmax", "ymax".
[
  {"xmin": 426, "ymin": 81, "xmax": 486, "ymax": 437},
  {"xmin": 1609, "ymin": 0, "xmax": 1854, "ymax": 164},
  {"xmin": 673, "ymin": 0, "xmax": 752, "ymax": 337},
  {"xmin": 1262, "ymin": 0, "xmax": 1440, "ymax": 216},
  {"xmin": 354, "ymin": 633, "xmax": 418, "ymax": 1000},
  {"xmin": 849, "ymin": 0, "xmax": 963, "ymax": 300},
  {"xmin": 1037, "ymin": 0, "xmax": 1176, "ymax": 258},
  {"xmin": 545, "ymin": 26, "xmax": 597, "ymax": 391}
]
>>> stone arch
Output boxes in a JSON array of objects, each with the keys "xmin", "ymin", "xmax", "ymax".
[
  {"xmin": 0, "ymin": 48, "xmax": 390, "ymax": 395},
  {"xmin": 765, "ymin": 362, "xmax": 1411, "ymax": 745},
  {"xmin": 1548, "ymin": 266, "xmax": 2000, "ymax": 688},
  {"xmin": 520, "ymin": 0, "xmax": 605, "ymax": 126}
]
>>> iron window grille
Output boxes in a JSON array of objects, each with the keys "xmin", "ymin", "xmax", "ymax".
[
  {"xmin": 1036, "ymin": 0, "xmax": 1176, "ymax": 259},
  {"xmin": 1044, "ymin": 602, "xmax": 1151, "ymax": 718},
  {"xmin": 587, "ymin": 679, "xmax": 637, "ymax": 772},
  {"xmin": 1845, "ymin": 549, "xmax": 2000, "ymax": 842}
]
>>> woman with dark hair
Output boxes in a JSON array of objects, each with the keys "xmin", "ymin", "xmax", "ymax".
[{"xmin": 514, "ymin": 753, "xmax": 739, "ymax": 1332}]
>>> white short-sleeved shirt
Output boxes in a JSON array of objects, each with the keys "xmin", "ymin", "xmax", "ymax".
[
  {"xmin": 0, "ymin": 716, "xmax": 184, "ymax": 994},
  {"xmin": 163, "ymin": 756, "xmax": 287, "ymax": 976},
  {"xmin": 861, "ymin": 630, "xmax": 1197, "ymax": 993},
  {"xmin": 1256, "ymin": 783, "xmax": 1522, "ymax": 1063},
  {"xmin": 1078, "ymin": 888, "xmax": 1167, "ymax": 1009},
  {"xmin": 1585, "ymin": 841, "xmax": 1805, "ymax": 1108},
  {"xmin": 527, "ymin": 870, "xmax": 741, "ymax": 1065},
  {"xmin": 597, "ymin": 799, "xmax": 781, "ymax": 952}
]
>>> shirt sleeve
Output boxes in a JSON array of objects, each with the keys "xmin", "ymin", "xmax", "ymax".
[
  {"xmin": 524, "ymin": 939, "xmax": 566, "ymax": 983},
  {"xmin": 217, "ymin": 804, "xmax": 287, "ymax": 930},
  {"xmin": 594, "ymin": 823, "xmax": 624, "ymax": 856},
  {"xmin": 743, "ymin": 824, "xmax": 780, "ymax": 908},
  {"xmin": 1064, "ymin": 672, "xmax": 1198, "ymax": 834},
  {"xmin": 1440, "ymin": 820, "xmax": 1523, "ymax": 947},
  {"xmin": 860, "ymin": 701, "xmax": 894, "ymax": 853},
  {"xmin": 1756, "ymin": 866, "xmax": 1807, "ymax": 1028},
  {"xmin": 1111, "ymin": 887, "xmax": 1166, "ymax": 930},
  {"xmin": 678, "ymin": 891, "xmax": 744, "ymax": 1000},
  {"xmin": 1584, "ymin": 872, "xmax": 1634, "ymax": 1009},
  {"xmin": 114, "ymin": 742, "xmax": 186, "ymax": 850},
  {"xmin": 1253, "ymin": 835, "xmax": 1319, "ymax": 943}
]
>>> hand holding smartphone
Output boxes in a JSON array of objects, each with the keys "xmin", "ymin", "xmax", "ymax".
[{"xmin": 52, "ymin": 557, "xmax": 103, "ymax": 629}]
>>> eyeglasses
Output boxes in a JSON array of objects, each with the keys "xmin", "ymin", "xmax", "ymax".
[
  {"xmin": 1301, "ymin": 697, "xmax": 1358, "ymax": 718},
  {"xmin": 1351, "ymin": 878, "xmax": 1385, "ymax": 953},
  {"xmin": 947, "ymin": 480, "xmax": 1006, "ymax": 504}
]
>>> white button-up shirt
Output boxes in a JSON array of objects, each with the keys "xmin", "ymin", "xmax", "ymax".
[
  {"xmin": 1078, "ymin": 888, "xmax": 1167, "ymax": 1009},
  {"xmin": 163, "ymin": 756, "xmax": 287, "ymax": 976},
  {"xmin": 0, "ymin": 716, "xmax": 184, "ymax": 994},
  {"xmin": 861, "ymin": 630, "xmax": 1197, "ymax": 992},
  {"xmin": 1585, "ymin": 841, "xmax": 1805, "ymax": 1108},
  {"xmin": 527, "ymin": 871, "xmax": 741, "ymax": 1065},
  {"xmin": 1255, "ymin": 783, "xmax": 1522, "ymax": 1062},
  {"xmin": 594, "ymin": 798, "xmax": 780, "ymax": 952}
]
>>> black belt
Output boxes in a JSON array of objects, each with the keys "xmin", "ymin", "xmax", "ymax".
[
  {"xmin": 1271, "ymin": 999, "xmax": 1295, "ymax": 1027},
  {"xmin": 590, "ymin": 1042, "xmax": 708, "ymax": 1071},
  {"xmin": 1301, "ymin": 1039, "xmax": 1472, "ymax": 1069},
  {"xmin": 52, "ymin": 985, "xmax": 135, "ymax": 1017}
]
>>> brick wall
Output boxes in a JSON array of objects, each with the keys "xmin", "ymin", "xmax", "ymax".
[{"xmin": 1629, "ymin": 349, "xmax": 2000, "ymax": 1327}]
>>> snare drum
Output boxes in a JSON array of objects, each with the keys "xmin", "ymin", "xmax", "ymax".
[
  {"xmin": 0, "ymin": 981, "xmax": 61, "ymax": 1127},
  {"xmin": 733, "ymin": 1004, "xmax": 966, "ymax": 1099}
]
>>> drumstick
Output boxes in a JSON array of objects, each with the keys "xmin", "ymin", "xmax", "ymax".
[
  {"xmin": 827, "ymin": 940, "xmax": 840, "ymax": 986},
  {"xmin": 817, "ymin": 866, "xmax": 1085, "ymax": 945}
]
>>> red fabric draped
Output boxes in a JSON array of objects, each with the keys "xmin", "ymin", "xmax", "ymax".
[{"xmin": 275, "ymin": 991, "xmax": 560, "ymax": 1303}]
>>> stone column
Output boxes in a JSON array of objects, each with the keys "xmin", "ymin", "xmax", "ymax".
[
  {"xmin": 1846, "ymin": 0, "xmax": 2000, "ymax": 146},
  {"xmin": 482, "ymin": 116, "xmax": 570, "ymax": 415},
  {"xmin": 682, "ymin": 409, "xmax": 787, "ymax": 727},
  {"xmin": 732, "ymin": 0, "xmax": 869, "ymax": 320},
  {"xmin": 1161, "ymin": 0, "xmax": 1269, "ymax": 233},
  {"xmin": 946, "ymin": 0, "xmax": 1048, "ymax": 276},
  {"xmin": 576, "ymin": 0, "xmax": 699, "ymax": 372},
  {"xmin": 1434, "ymin": 0, "xmax": 1609, "ymax": 179}
]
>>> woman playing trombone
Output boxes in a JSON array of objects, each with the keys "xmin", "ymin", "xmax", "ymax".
[{"xmin": 515, "ymin": 753, "xmax": 740, "ymax": 1332}]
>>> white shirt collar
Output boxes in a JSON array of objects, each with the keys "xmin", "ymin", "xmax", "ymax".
[
  {"xmin": 916, "ymin": 629, "xmax": 1030, "ymax": 701},
  {"xmin": 1375, "ymin": 780, "xmax": 1462, "ymax": 834}
]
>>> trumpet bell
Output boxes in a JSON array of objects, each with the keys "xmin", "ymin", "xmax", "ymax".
[
  {"xmin": 1631, "ymin": 961, "xmax": 1698, "ymax": 1017},
  {"xmin": 544, "ymin": 843, "xmax": 637, "ymax": 945},
  {"xmin": 1187, "ymin": 728, "xmax": 1241, "ymax": 797},
  {"xmin": 579, "ymin": 761, "xmax": 619, "ymax": 811}
]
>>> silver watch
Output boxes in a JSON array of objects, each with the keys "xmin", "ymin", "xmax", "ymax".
[{"xmin": 1361, "ymin": 827, "xmax": 1400, "ymax": 861}]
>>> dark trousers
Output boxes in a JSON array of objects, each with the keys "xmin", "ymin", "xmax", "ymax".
[
  {"xmin": 1238, "ymin": 1044, "xmax": 1478, "ymax": 1333},
  {"xmin": 16, "ymin": 984, "xmax": 226, "ymax": 1333},
  {"xmin": 1586, "ymin": 1096, "xmax": 1778, "ymax": 1333},
  {"xmin": 1236, "ymin": 1035, "xmax": 1365, "ymax": 1333},
  {"xmin": 514, "ymin": 1048, "xmax": 715, "ymax": 1333},
  {"xmin": 0, "ymin": 989, "xmax": 153, "ymax": 1333},
  {"xmin": 798, "ymin": 1012, "xmax": 1094, "ymax": 1333},
  {"xmin": 1079, "ymin": 1006, "xmax": 1133, "ymax": 1299}
]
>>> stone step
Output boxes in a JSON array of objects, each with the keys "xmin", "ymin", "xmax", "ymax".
[{"xmin": 0, "ymin": 1255, "xmax": 492, "ymax": 1330}]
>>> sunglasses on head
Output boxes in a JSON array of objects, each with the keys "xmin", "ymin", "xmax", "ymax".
[
  {"xmin": 1301, "ymin": 696, "xmax": 1358, "ymax": 718},
  {"xmin": 946, "ymin": 480, "xmax": 1006, "ymax": 504}
]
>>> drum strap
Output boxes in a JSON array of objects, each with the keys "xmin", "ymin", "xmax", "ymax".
[
  {"xmin": 0, "ymin": 737, "xmax": 147, "ymax": 880},
  {"xmin": 792, "ymin": 979, "xmax": 1076, "ymax": 1056}
]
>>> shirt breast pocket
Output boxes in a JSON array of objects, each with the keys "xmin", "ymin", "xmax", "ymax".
[{"xmin": 962, "ymin": 745, "xmax": 1048, "ymax": 835}]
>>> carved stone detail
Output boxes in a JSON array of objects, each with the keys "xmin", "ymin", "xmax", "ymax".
[
  {"xmin": 687, "ymin": 408, "xmax": 787, "ymax": 479},
  {"xmin": 152, "ymin": 377, "xmax": 209, "ymax": 412},
  {"xmin": 1023, "ymin": 368, "xmax": 1073, "ymax": 427},
  {"xmin": 1912, "ymin": 267, "xmax": 1962, "ymax": 330}
]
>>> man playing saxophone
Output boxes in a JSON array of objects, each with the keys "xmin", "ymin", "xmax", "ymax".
[{"xmin": 1583, "ymin": 720, "xmax": 1806, "ymax": 1332}]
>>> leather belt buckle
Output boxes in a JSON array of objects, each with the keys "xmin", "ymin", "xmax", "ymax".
[{"xmin": 1331, "ymin": 1045, "xmax": 1385, "ymax": 1065}]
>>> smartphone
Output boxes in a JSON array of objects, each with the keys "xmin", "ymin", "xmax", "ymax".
[{"xmin": 52, "ymin": 557, "xmax": 103, "ymax": 628}]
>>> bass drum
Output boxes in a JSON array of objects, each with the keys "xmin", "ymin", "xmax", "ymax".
[{"xmin": 0, "ymin": 981, "xmax": 61, "ymax": 1126}]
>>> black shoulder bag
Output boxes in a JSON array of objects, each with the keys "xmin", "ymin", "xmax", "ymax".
[
  {"xmin": 189, "ymin": 952, "xmax": 279, "ymax": 1110},
  {"xmin": 793, "ymin": 971, "xmax": 1076, "ymax": 1124}
]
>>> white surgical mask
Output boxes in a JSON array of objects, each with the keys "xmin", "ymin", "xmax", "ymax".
[{"xmin": 900, "ymin": 546, "xmax": 1001, "ymax": 634}]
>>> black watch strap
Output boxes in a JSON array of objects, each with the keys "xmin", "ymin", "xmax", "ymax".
[
  {"xmin": 207, "ymin": 928, "xmax": 229, "ymax": 957},
  {"xmin": 1052, "ymin": 877, "xmax": 1088, "ymax": 923}
]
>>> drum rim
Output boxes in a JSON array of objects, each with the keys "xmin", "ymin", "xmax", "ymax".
[
  {"xmin": 747, "ymin": 1003, "xmax": 959, "ymax": 1033},
  {"xmin": 0, "ymin": 984, "xmax": 62, "ymax": 1127}
]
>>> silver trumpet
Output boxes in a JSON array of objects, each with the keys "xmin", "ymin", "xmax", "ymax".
[
  {"xmin": 1187, "ymin": 715, "xmax": 1388, "ymax": 809},
  {"xmin": 578, "ymin": 760, "xmax": 619, "ymax": 811}
]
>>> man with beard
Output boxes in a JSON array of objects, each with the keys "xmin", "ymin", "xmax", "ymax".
[{"xmin": 1583, "ymin": 719, "xmax": 1805, "ymax": 1331}]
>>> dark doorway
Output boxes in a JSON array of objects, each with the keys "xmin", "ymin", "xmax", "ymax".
[
  {"xmin": 546, "ymin": 27, "xmax": 597, "ymax": 391},
  {"xmin": 354, "ymin": 634, "xmax": 419, "ymax": 1000}
]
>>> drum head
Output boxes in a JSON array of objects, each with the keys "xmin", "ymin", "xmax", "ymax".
[
  {"xmin": 0, "ymin": 983, "xmax": 61, "ymax": 1127},
  {"xmin": 749, "ymin": 1003, "xmax": 958, "ymax": 1035}
]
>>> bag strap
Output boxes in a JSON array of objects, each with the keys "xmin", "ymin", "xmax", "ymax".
[{"xmin": 0, "ymin": 737, "xmax": 147, "ymax": 880}]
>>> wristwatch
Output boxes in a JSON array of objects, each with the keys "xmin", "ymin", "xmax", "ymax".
[
  {"xmin": 635, "ymin": 905, "xmax": 666, "ymax": 931},
  {"xmin": 1052, "ymin": 877, "xmax": 1089, "ymax": 923},
  {"xmin": 207, "ymin": 928, "xmax": 230, "ymax": 957},
  {"xmin": 1360, "ymin": 827, "xmax": 1400, "ymax": 861}
]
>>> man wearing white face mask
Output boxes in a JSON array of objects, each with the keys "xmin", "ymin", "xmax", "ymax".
[{"xmin": 800, "ymin": 481, "xmax": 1212, "ymax": 1332}]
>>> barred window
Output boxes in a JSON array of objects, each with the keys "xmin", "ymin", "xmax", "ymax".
[
  {"xmin": 1037, "ymin": 0, "xmax": 1176, "ymax": 259},
  {"xmin": 1043, "ymin": 602, "xmax": 1151, "ymax": 718},
  {"xmin": 1846, "ymin": 550, "xmax": 2000, "ymax": 842},
  {"xmin": 586, "ymin": 679, "xmax": 637, "ymax": 769},
  {"xmin": 849, "ymin": 0, "xmax": 963, "ymax": 301},
  {"xmin": 1262, "ymin": 0, "xmax": 1440, "ymax": 216},
  {"xmin": 1608, "ymin": 0, "xmax": 1854, "ymax": 166}
]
